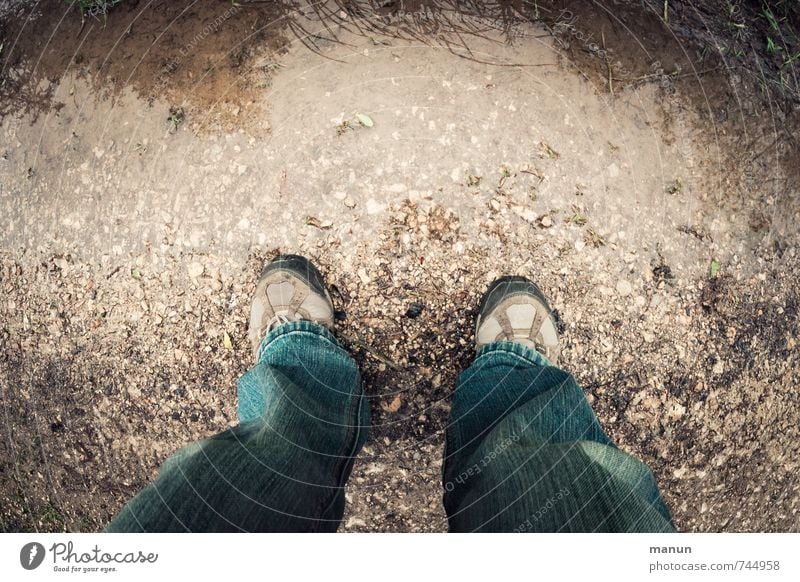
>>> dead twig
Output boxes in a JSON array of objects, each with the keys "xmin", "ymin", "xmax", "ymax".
[{"xmin": 341, "ymin": 334, "xmax": 401, "ymax": 370}]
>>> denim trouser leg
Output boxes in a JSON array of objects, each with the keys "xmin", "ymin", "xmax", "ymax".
[
  {"xmin": 106, "ymin": 321, "xmax": 369, "ymax": 532},
  {"xmin": 443, "ymin": 342, "xmax": 674, "ymax": 532}
]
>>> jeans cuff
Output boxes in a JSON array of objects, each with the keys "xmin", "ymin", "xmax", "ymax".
[
  {"xmin": 475, "ymin": 340, "xmax": 553, "ymax": 368},
  {"xmin": 256, "ymin": 320, "xmax": 340, "ymax": 362}
]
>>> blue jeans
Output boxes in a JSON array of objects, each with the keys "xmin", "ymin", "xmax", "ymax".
[{"xmin": 106, "ymin": 321, "xmax": 673, "ymax": 532}]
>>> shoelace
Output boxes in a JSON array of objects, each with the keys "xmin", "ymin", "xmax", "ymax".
[{"xmin": 266, "ymin": 313, "xmax": 292, "ymax": 332}]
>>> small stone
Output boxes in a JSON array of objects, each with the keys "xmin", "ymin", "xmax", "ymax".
[
  {"xmin": 53, "ymin": 257, "xmax": 69, "ymax": 271},
  {"xmin": 540, "ymin": 215, "xmax": 553, "ymax": 228},
  {"xmin": 187, "ymin": 262, "xmax": 204, "ymax": 279},
  {"xmin": 366, "ymin": 199, "xmax": 386, "ymax": 215},
  {"xmin": 616, "ymin": 279, "xmax": 633, "ymax": 297},
  {"xmin": 512, "ymin": 205, "xmax": 537, "ymax": 223},
  {"xmin": 405, "ymin": 302, "xmax": 424, "ymax": 318},
  {"xmin": 357, "ymin": 268, "xmax": 371, "ymax": 284},
  {"xmin": 345, "ymin": 517, "xmax": 367, "ymax": 529},
  {"xmin": 667, "ymin": 401, "xmax": 686, "ymax": 421},
  {"xmin": 344, "ymin": 197, "xmax": 356, "ymax": 208}
]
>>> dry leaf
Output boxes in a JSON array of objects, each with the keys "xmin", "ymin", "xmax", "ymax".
[
  {"xmin": 380, "ymin": 395, "xmax": 402, "ymax": 413},
  {"xmin": 305, "ymin": 216, "xmax": 333, "ymax": 229}
]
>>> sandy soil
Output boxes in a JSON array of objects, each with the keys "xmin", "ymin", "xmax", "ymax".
[{"xmin": 0, "ymin": 0, "xmax": 798, "ymax": 532}]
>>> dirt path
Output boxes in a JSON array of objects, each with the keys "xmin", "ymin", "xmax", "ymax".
[{"xmin": 1, "ymin": 1, "xmax": 798, "ymax": 532}]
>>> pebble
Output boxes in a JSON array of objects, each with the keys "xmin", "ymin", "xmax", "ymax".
[
  {"xmin": 366, "ymin": 199, "xmax": 386, "ymax": 215},
  {"xmin": 667, "ymin": 401, "xmax": 686, "ymax": 421},
  {"xmin": 616, "ymin": 279, "xmax": 633, "ymax": 297},
  {"xmin": 405, "ymin": 302, "xmax": 424, "ymax": 318},
  {"xmin": 512, "ymin": 205, "xmax": 537, "ymax": 223},
  {"xmin": 187, "ymin": 262, "xmax": 204, "ymax": 279},
  {"xmin": 345, "ymin": 517, "xmax": 367, "ymax": 529}
]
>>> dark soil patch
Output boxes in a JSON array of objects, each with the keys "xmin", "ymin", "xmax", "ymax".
[{"xmin": 1, "ymin": 0, "xmax": 289, "ymax": 131}]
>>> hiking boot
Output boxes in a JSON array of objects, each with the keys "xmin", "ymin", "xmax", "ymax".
[
  {"xmin": 248, "ymin": 254, "xmax": 334, "ymax": 358},
  {"xmin": 475, "ymin": 276, "xmax": 560, "ymax": 363}
]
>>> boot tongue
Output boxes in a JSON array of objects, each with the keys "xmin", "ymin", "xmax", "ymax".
[{"xmin": 266, "ymin": 281, "xmax": 296, "ymax": 310}]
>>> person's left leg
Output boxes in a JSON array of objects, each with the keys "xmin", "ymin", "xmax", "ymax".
[
  {"xmin": 442, "ymin": 276, "xmax": 674, "ymax": 532},
  {"xmin": 106, "ymin": 255, "xmax": 369, "ymax": 532}
]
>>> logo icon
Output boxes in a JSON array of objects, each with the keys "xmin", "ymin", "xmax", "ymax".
[{"xmin": 20, "ymin": 542, "xmax": 46, "ymax": 570}]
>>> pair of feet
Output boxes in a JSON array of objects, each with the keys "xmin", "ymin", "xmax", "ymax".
[{"xmin": 248, "ymin": 254, "xmax": 560, "ymax": 363}]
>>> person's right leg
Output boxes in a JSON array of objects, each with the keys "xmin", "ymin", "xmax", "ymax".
[
  {"xmin": 107, "ymin": 255, "xmax": 369, "ymax": 532},
  {"xmin": 443, "ymin": 277, "xmax": 674, "ymax": 532}
]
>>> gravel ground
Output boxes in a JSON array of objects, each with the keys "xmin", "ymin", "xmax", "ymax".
[
  {"xmin": 1, "ymin": 1, "xmax": 799, "ymax": 532},
  {"xmin": 1, "ymin": 207, "xmax": 798, "ymax": 532}
]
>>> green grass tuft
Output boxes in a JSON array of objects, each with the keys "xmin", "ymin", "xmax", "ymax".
[{"xmin": 65, "ymin": 0, "xmax": 124, "ymax": 19}]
